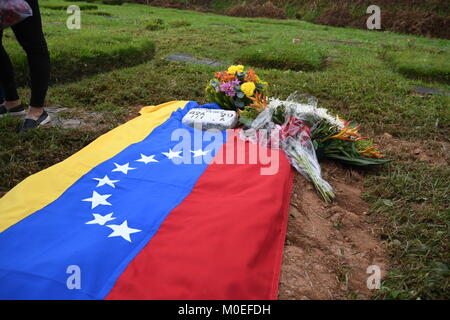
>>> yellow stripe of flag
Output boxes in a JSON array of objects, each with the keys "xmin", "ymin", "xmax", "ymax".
[{"xmin": 0, "ymin": 101, "xmax": 189, "ymax": 233}]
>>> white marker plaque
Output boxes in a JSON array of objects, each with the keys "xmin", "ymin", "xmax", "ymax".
[{"xmin": 182, "ymin": 108, "xmax": 238, "ymax": 131}]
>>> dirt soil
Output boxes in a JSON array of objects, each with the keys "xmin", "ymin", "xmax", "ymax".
[{"xmin": 278, "ymin": 160, "xmax": 387, "ymax": 300}]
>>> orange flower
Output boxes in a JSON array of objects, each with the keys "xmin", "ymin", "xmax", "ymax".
[
  {"xmin": 245, "ymin": 69, "xmax": 258, "ymax": 83},
  {"xmin": 249, "ymin": 92, "xmax": 268, "ymax": 109},
  {"xmin": 215, "ymin": 71, "xmax": 236, "ymax": 82},
  {"xmin": 329, "ymin": 125, "xmax": 366, "ymax": 142},
  {"xmin": 359, "ymin": 146, "xmax": 384, "ymax": 158}
]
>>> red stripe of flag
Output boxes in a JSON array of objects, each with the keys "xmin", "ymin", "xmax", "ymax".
[{"xmin": 107, "ymin": 132, "xmax": 294, "ymax": 300}]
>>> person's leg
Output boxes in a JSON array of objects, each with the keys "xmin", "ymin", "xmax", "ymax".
[
  {"xmin": 11, "ymin": 0, "xmax": 51, "ymax": 120},
  {"xmin": 0, "ymin": 29, "xmax": 22, "ymax": 109},
  {"xmin": 0, "ymin": 87, "xmax": 4, "ymax": 105}
]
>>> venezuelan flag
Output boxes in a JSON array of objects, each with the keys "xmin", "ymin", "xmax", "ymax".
[{"xmin": 0, "ymin": 101, "xmax": 293, "ymax": 300}]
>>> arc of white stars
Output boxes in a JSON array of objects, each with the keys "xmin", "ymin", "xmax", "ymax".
[
  {"xmin": 86, "ymin": 213, "xmax": 116, "ymax": 226},
  {"xmin": 93, "ymin": 175, "xmax": 119, "ymax": 188},
  {"xmin": 106, "ymin": 220, "xmax": 141, "ymax": 242},
  {"xmin": 162, "ymin": 149, "xmax": 182, "ymax": 160},
  {"xmin": 191, "ymin": 149, "xmax": 210, "ymax": 158},
  {"xmin": 136, "ymin": 154, "xmax": 158, "ymax": 164},
  {"xmin": 112, "ymin": 162, "xmax": 136, "ymax": 175},
  {"xmin": 82, "ymin": 191, "xmax": 112, "ymax": 209}
]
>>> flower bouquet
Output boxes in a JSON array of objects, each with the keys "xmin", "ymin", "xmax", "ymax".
[
  {"xmin": 205, "ymin": 65, "xmax": 268, "ymax": 112},
  {"xmin": 205, "ymin": 67, "xmax": 390, "ymax": 202}
]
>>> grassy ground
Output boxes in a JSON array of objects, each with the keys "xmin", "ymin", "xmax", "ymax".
[
  {"xmin": 5, "ymin": 1, "xmax": 155, "ymax": 86},
  {"xmin": 1, "ymin": 0, "xmax": 449, "ymax": 299}
]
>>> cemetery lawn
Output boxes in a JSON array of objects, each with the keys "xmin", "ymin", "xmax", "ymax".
[{"xmin": 1, "ymin": 0, "xmax": 449, "ymax": 300}]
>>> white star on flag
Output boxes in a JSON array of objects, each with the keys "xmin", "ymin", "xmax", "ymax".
[
  {"xmin": 106, "ymin": 220, "xmax": 141, "ymax": 242},
  {"xmin": 191, "ymin": 149, "xmax": 210, "ymax": 158},
  {"xmin": 86, "ymin": 213, "xmax": 116, "ymax": 226},
  {"xmin": 82, "ymin": 191, "xmax": 112, "ymax": 209},
  {"xmin": 136, "ymin": 154, "xmax": 158, "ymax": 164},
  {"xmin": 112, "ymin": 162, "xmax": 136, "ymax": 175},
  {"xmin": 162, "ymin": 149, "xmax": 182, "ymax": 159},
  {"xmin": 93, "ymin": 175, "xmax": 119, "ymax": 188}
]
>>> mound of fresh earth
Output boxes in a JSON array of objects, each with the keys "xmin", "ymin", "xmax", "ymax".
[{"xmin": 279, "ymin": 161, "xmax": 386, "ymax": 299}]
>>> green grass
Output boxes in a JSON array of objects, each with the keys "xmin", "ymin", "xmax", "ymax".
[
  {"xmin": 1, "ymin": 0, "xmax": 449, "ymax": 300},
  {"xmin": 41, "ymin": 3, "xmax": 98, "ymax": 10},
  {"xmin": 0, "ymin": 116, "xmax": 102, "ymax": 192},
  {"xmin": 236, "ymin": 41, "xmax": 326, "ymax": 71},
  {"xmin": 3, "ymin": 1, "xmax": 156, "ymax": 85},
  {"xmin": 85, "ymin": 10, "xmax": 113, "ymax": 17},
  {"xmin": 384, "ymin": 49, "xmax": 450, "ymax": 83},
  {"xmin": 169, "ymin": 20, "xmax": 193, "ymax": 28},
  {"xmin": 364, "ymin": 162, "xmax": 449, "ymax": 299}
]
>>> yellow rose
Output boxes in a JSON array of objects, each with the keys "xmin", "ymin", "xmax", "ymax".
[
  {"xmin": 227, "ymin": 65, "xmax": 244, "ymax": 75},
  {"xmin": 241, "ymin": 82, "xmax": 256, "ymax": 97}
]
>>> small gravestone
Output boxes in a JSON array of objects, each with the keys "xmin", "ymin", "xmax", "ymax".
[
  {"xmin": 182, "ymin": 108, "xmax": 238, "ymax": 131},
  {"xmin": 325, "ymin": 56, "xmax": 340, "ymax": 62},
  {"xmin": 60, "ymin": 119, "xmax": 82, "ymax": 129},
  {"xmin": 328, "ymin": 39, "xmax": 362, "ymax": 46},
  {"xmin": 164, "ymin": 53, "xmax": 226, "ymax": 68},
  {"xmin": 208, "ymin": 23, "xmax": 238, "ymax": 29},
  {"xmin": 45, "ymin": 106, "xmax": 69, "ymax": 116},
  {"xmin": 44, "ymin": 106, "xmax": 84, "ymax": 129},
  {"xmin": 411, "ymin": 85, "xmax": 450, "ymax": 97},
  {"xmin": 102, "ymin": 16, "xmax": 138, "ymax": 21}
]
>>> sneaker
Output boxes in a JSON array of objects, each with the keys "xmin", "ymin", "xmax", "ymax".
[
  {"xmin": 0, "ymin": 104, "xmax": 26, "ymax": 118},
  {"xmin": 19, "ymin": 110, "xmax": 51, "ymax": 133}
]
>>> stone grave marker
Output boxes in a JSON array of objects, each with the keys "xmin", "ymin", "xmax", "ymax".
[
  {"xmin": 328, "ymin": 39, "xmax": 362, "ymax": 46},
  {"xmin": 164, "ymin": 53, "xmax": 226, "ymax": 68},
  {"xmin": 411, "ymin": 85, "xmax": 450, "ymax": 97},
  {"xmin": 182, "ymin": 108, "xmax": 238, "ymax": 131}
]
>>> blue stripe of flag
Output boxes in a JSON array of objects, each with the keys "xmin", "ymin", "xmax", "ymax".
[{"xmin": 0, "ymin": 102, "xmax": 226, "ymax": 299}]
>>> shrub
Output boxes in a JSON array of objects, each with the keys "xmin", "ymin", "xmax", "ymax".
[
  {"xmin": 380, "ymin": 11, "xmax": 450, "ymax": 39},
  {"xmin": 314, "ymin": 5, "xmax": 354, "ymax": 28},
  {"xmin": 145, "ymin": 18, "xmax": 166, "ymax": 31},
  {"xmin": 227, "ymin": 1, "xmax": 287, "ymax": 19},
  {"xmin": 235, "ymin": 42, "xmax": 326, "ymax": 71}
]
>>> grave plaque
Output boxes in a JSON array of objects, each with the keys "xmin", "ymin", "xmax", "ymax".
[{"xmin": 182, "ymin": 108, "xmax": 238, "ymax": 131}]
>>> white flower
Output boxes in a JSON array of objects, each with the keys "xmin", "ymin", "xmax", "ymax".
[{"xmin": 267, "ymin": 97, "xmax": 344, "ymax": 129}]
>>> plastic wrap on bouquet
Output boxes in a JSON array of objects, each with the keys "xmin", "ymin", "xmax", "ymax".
[
  {"xmin": 0, "ymin": 0, "xmax": 33, "ymax": 30},
  {"xmin": 240, "ymin": 95, "xmax": 336, "ymax": 202},
  {"xmin": 281, "ymin": 135, "xmax": 335, "ymax": 203}
]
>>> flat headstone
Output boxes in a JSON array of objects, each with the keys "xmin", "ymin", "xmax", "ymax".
[
  {"xmin": 325, "ymin": 56, "xmax": 340, "ymax": 62},
  {"xmin": 60, "ymin": 119, "xmax": 82, "ymax": 129},
  {"xmin": 182, "ymin": 108, "xmax": 238, "ymax": 131},
  {"xmin": 328, "ymin": 39, "xmax": 362, "ymax": 46},
  {"xmin": 164, "ymin": 53, "xmax": 226, "ymax": 68},
  {"xmin": 411, "ymin": 85, "xmax": 450, "ymax": 97},
  {"xmin": 44, "ymin": 106, "xmax": 85, "ymax": 129},
  {"xmin": 208, "ymin": 23, "xmax": 238, "ymax": 29},
  {"xmin": 45, "ymin": 106, "xmax": 69, "ymax": 114},
  {"xmin": 102, "ymin": 16, "xmax": 137, "ymax": 21}
]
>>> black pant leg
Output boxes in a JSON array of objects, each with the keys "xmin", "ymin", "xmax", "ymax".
[
  {"xmin": 0, "ymin": 29, "xmax": 20, "ymax": 102},
  {"xmin": 11, "ymin": 0, "xmax": 50, "ymax": 108}
]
